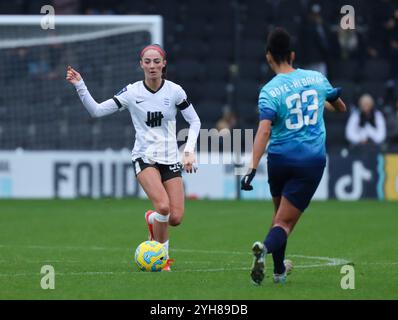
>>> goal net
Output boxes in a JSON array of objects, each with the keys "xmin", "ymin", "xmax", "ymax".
[{"xmin": 0, "ymin": 15, "xmax": 162, "ymax": 150}]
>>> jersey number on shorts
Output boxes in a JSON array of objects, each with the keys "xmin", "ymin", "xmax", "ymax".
[{"xmin": 285, "ymin": 89, "xmax": 318, "ymax": 130}]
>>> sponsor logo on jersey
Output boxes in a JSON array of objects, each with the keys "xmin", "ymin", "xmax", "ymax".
[{"xmin": 145, "ymin": 111, "xmax": 164, "ymax": 128}]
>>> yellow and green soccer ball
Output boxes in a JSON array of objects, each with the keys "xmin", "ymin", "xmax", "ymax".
[{"xmin": 134, "ymin": 241, "xmax": 167, "ymax": 272}]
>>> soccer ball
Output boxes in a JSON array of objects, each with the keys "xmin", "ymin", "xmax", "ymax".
[{"xmin": 134, "ymin": 240, "xmax": 167, "ymax": 272}]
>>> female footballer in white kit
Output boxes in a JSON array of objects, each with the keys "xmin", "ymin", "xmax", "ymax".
[{"xmin": 66, "ymin": 44, "xmax": 201, "ymax": 271}]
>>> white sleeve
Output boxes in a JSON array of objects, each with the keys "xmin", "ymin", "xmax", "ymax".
[
  {"xmin": 181, "ymin": 104, "xmax": 201, "ymax": 153},
  {"xmin": 112, "ymin": 85, "xmax": 130, "ymax": 110},
  {"xmin": 366, "ymin": 111, "xmax": 386, "ymax": 144},
  {"xmin": 74, "ymin": 79, "xmax": 119, "ymax": 117},
  {"xmin": 174, "ymin": 86, "xmax": 201, "ymax": 152},
  {"xmin": 345, "ymin": 111, "xmax": 364, "ymax": 144}
]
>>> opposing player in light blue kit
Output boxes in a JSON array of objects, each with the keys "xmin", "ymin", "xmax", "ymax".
[{"xmin": 241, "ymin": 28, "xmax": 347, "ymax": 285}]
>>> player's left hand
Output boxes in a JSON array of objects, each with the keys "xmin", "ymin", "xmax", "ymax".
[
  {"xmin": 241, "ymin": 168, "xmax": 256, "ymax": 191},
  {"xmin": 182, "ymin": 152, "xmax": 197, "ymax": 174}
]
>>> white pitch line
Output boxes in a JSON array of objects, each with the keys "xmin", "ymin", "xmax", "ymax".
[
  {"xmin": 0, "ymin": 244, "xmax": 127, "ymax": 252},
  {"xmin": 0, "ymin": 243, "xmax": 352, "ymax": 277},
  {"xmin": 0, "ymin": 244, "xmax": 248, "ymax": 255},
  {"xmin": 0, "ymin": 261, "xmax": 349, "ymax": 278}
]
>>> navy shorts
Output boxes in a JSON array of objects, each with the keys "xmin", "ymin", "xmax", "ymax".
[{"xmin": 267, "ymin": 163, "xmax": 325, "ymax": 212}]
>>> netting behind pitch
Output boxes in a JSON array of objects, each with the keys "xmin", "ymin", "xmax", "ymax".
[{"xmin": 0, "ymin": 17, "xmax": 160, "ymax": 150}]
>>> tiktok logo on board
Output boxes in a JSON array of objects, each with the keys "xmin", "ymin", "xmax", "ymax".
[
  {"xmin": 335, "ymin": 161, "xmax": 372, "ymax": 200},
  {"xmin": 329, "ymin": 153, "xmax": 380, "ymax": 200}
]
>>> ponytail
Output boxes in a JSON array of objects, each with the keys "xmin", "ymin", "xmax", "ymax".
[{"xmin": 162, "ymin": 65, "xmax": 167, "ymax": 79}]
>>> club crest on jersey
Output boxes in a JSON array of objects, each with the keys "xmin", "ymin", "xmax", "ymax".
[
  {"xmin": 116, "ymin": 87, "xmax": 127, "ymax": 96},
  {"xmin": 145, "ymin": 111, "xmax": 164, "ymax": 127},
  {"xmin": 164, "ymin": 98, "xmax": 170, "ymax": 106}
]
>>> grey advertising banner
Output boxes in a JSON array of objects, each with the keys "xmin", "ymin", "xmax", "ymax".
[{"xmin": 1, "ymin": 150, "xmax": 393, "ymax": 200}]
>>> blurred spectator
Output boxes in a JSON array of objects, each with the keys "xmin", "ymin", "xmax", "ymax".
[
  {"xmin": 4, "ymin": 48, "xmax": 30, "ymax": 81},
  {"xmin": 386, "ymin": 7, "xmax": 398, "ymax": 81},
  {"xmin": 81, "ymin": 0, "xmax": 116, "ymax": 15},
  {"xmin": 345, "ymin": 94, "xmax": 386, "ymax": 147},
  {"xmin": 386, "ymin": 98, "xmax": 398, "ymax": 145},
  {"xmin": 27, "ymin": 48, "xmax": 51, "ymax": 78},
  {"xmin": 301, "ymin": 3, "xmax": 331, "ymax": 76},
  {"xmin": 337, "ymin": 28, "xmax": 365, "ymax": 61},
  {"xmin": 366, "ymin": 0, "xmax": 397, "ymax": 58},
  {"xmin": 216, "ymin": 106, "xmax": 237, "ymax": 137},
  {"xmin": 52, "ymin": 0, "xmax": 80, "ymax": 14}
]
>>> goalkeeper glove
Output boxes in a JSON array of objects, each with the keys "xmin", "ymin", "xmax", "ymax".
[{"xmin": 241, "ymin": 168, "xmax": 256, "ymax": 191}]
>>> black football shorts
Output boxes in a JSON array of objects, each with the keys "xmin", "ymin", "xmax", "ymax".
[{"xmin": 132, "ymin": 158, "xmax": 183, "ymax": 182}]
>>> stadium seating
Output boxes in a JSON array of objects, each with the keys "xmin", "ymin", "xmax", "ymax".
[{"xmin": 0, "ymin": 0, "xmax": 395, "ymax": 151}]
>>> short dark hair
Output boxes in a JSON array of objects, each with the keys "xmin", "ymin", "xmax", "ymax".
[{"xmin": 266, "ymin": 28, "xmax": 292, "ymax": 65}]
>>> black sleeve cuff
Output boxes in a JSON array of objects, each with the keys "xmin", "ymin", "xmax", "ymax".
[{"xmin": 113, "ymin": 97, "xmax": 123, "ymax": 109}]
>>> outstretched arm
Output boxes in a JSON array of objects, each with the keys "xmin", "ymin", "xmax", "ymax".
[{"xmin": 66, "ymin": 66, "xmax": 119, "ymax": 118}]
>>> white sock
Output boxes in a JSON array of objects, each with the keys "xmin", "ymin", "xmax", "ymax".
[
  {"xmin": 163, "ymin": 240, "xmax": 169, "ymax": 258},
  {"xmin": 148, "ymin": 211, "xmax": 155, "ymax": 225}
]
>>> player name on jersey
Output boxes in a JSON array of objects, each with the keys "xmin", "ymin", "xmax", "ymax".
[{"xmin": 268, "ymin": 75, "xmax": 324, "ymax": 98}]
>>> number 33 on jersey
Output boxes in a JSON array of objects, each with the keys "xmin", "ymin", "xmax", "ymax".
[{"xmin": 258, "ymin": 68, "xmax": 341, "ymax": 165}]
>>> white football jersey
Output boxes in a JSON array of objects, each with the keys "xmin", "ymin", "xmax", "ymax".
[{"xmin": 113, "ymin": 80, "xmax": 191, "ymax": 164}]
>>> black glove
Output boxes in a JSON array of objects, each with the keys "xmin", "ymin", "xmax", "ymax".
[{"xmin": 241, "ymin": 168, "xmax": 256, "ymax": 191}]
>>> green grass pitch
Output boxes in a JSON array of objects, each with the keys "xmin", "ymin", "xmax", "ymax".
[{"xmin": 0, "ymin": 199, "xmax": 397, "ymax": 299}]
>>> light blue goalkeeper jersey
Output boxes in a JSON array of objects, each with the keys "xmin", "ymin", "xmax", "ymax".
[{"xmin": 258, "ymin": 68, "xmax": 340, "ymax": 166}]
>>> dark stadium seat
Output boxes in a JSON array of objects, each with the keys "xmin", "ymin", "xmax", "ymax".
[
  {"xmin": 177, "ymin": 18, "xmax": 212, "ymax": 39},
  {"xmin": 332, "ymin": 80, "xmax": 359, "ymax": 106},
  {"xmin": 0, "ymin": 123, "xmax": 26, "ymax": 149},
  {"xmin": 329, "ymin": 59, "xmax": 361, "ymax": 81},
  {"xmin": 235, "ymin": 80, "xmax": 261, "ymax": 102},
  {"xmin": 207, "ymin": 39, "xmax": 235, "ymax": 60},
  {"xmin": 234, "ymin": 101, "xmax": 258, "ymax": 125},
  {"xmin": 0, "ymin": 1, "xmax": 24, "ymax": 14},
  {"xmin": 1, "ymin": 0, "xmax": 394, "ymax": 153},
  {"xmin": 359, "ymin": 81, "xmax": 387, "ymax": 102},
  {"xmin": 240, "ymin": 0, "xmax": 273, "ymax": 22},
  {"xmin": 202, "ymin": 59, "xmax": 231, "ymax": 81},
  {"xmin": 240, "ymin": 22, "xmax": 269, "ymax": 40},
  {"xmin": 172, "ymin": 39, "xmax": 209, "ymax": 61},
  {"xmin": 238, "ymin": 61, "xmax": 264, "ymax": 83},
  {"xmin": 325, "ymin": 118, "xmax": 349, "ymax": 149},
  {"xmin": 150, "ymin": 0, "xmax": 180, "ymax": 18},
  {"xmin": 240, "ymin": 39, "xmax": 266, "ymax": 60},
  {"xmin": 208, "ymin": 17, "xmax": 235, "ymax": 38},
  {"xmin": 59, "ymin": 124, "xmax": 93, "ymax": 150},
  {"xmin": 363, "ymin": 59, "xmax": 390, "ymax": 82},
  {"xmin": 175, "ymin": 80, "xmax": 202, "ymax": 104},
  {"xmin": 196, "ymin": 99, "xmax": 225, "ymax": 122},
  {"xmin": 202, "ymin": 81, "xmax": 229, "ymax": 101},
  {"xmin": 93, "ymin": 122, "xmax": 133, "ymax": 150},
  {"xmin": 173, "ymin": 59, "xmax": 205, "ymax": 81}
]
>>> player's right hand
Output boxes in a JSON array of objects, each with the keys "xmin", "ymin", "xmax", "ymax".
[
  {"xmin": 241, "ymin": 168, "xmax": 256, "ymax": 191},
  {"xmin": 65, "ymin": 66, "xmax": 82, "ymax": 85}
]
